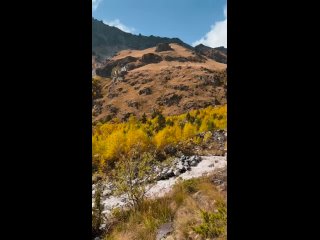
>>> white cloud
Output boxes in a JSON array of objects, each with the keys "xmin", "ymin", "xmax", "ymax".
[
  {"xmin": 92, "ymin": 0, "xmax": 102, "ymax": 11},
  {"xmin": 193, "ymin": 5, "xmax": 227, "ymax": 48},
  {"xmin": 103, "ymin": 19, "xmax": 136, "ymax": 33}
]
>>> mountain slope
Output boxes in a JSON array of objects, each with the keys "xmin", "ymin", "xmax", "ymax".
[
  {"xmin": 194, "ymin": 44, "xmax": 227, "ymax": 64},
  {"xmin": 92, "ymin": 43, "xmax": 227, "ymax": 123},
  {"xmin": 92, "ymin": 18, "xmax": 192, "ymax": 58}
]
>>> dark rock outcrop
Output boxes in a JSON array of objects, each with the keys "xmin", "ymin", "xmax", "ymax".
[
  {"xmin": 96, "ymin": 56, "xmax": 138, "ymax": 77},
  {"xmin": 157, "ymin": 93, "xmax": 182, "ymax": 107},
  {"xmin": 155, "ymin": 43, "xmax": 174, "ymax": 52},
  {"xmin": 194, "ymin": 44, "xmax": 227, "ymax": 64},
  {"xmin": 141, "ymin": 53, "xmax": 162, "ymax": 64},
  {"xmin": 139, "ymin": 87, "xmax": 152, "ymax": 95},
  {"xmin": 127, "ymin": 100, "xmax": 140, "ymax": 109},
  {"xmin": 164, "ymin": 55, "xmax": 188, "ymax": 62}
]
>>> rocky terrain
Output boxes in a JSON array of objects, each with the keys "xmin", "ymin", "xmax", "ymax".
[
  {"xmin": 92, "ymin": 155, "xmax": 227, "ymax": 216},
  {"xmin": 92, "ymin": 43, "xmax": 227, "ymax": 123},
  {"xmin": 194, "ymin": 44, "xmax": 227, "ymax": 64}
]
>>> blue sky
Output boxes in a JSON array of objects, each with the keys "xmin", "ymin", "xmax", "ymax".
[{"xmin": 92, "ymin": 0, "xmax": 227, "ymax": 47}]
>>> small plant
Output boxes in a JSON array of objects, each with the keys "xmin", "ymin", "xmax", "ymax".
[
  {"xmin": 192, "ymin": 201, "xmax": 227, "ymax": 238},
  {"xmin": 92, "ymin": 183, "xmax": 105, "ymax": 238},
  {"xmin": 203, "ymin": 131, "xmax": 213, "ymax": 143},
  {"xmin": 182, "ymin": 179, "xmax": 198, "ymax": 193},
  {"xmin": 112, "ymin": 146, "xmax": 157, "ymax": 209}
]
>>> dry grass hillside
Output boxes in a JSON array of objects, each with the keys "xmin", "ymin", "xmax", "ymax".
[{"xmin": 93, "ymin": 43, "xmax": 227, "ymax": 123}]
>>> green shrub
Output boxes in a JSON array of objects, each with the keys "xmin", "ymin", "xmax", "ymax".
[
  {"xmin": 182, "ymin": 179, "xmax": 198, "ymax": 193},
  {"xmin": 192, "ymin": 201, "xmax": 227, "ymax": 238}
]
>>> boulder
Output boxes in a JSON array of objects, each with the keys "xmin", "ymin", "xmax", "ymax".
[
  {"xmin": 164, "ymin": 55, "xmax": 188, "ymax": 62},
  {"xmin": 173, "ymin": 169, "xmax": 180, "ymax": 176},
  {"xmin": 155, "ymin": 43, "xmax": 174, "ymax": 52},
  {"xmin": 166, "ymin": 168, "xmax": 174, "ymax": 178},
  {"xmin": 195, "ymin": 156, "xmax": 202, "ymax": 162},
  {"xmin": 190, "ymin": 160, "xmax": 197, "ymax": 166},
  {"xmin": 156, "ymin": 222, "xmax": 173, "ymax": 240},
  {"xmin": 180, "ymin": 167, "xmax": 187, "ymax": 173},
  {"xmin": 141, "ymin": 53, "xmax": 162, "ymax": 64},
  {"xmin": 176, "ymin": 162, "xmax": 185, "ymax": 172}
]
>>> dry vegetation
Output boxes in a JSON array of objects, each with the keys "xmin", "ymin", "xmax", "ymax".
[
  {"xmin": 104, "ymin": 174, "xmax": 227, "ymax": 240},
  {"xmin": 92, "ymin": 44, "xmax": 227, "ymax": 122}
]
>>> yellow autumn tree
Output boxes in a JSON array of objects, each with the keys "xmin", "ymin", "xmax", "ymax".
[
  {"xmin": 182, "ymin": 122, "xmax": 197, "ymax": 140},
  {"xmin": 125, "ymin": 128, "xmax": 150, "ymax": 153},
  {"xmin": 105, "ymin": 130, "xmax": 126, "ymax": 161}
]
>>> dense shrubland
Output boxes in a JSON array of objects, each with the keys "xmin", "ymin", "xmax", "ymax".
[{"xmin": 92, "ymin": 105, "xmax": 227, "ymax": 172}]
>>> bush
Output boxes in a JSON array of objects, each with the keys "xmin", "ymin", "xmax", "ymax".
[
  {"xmin": 182, "ymin": 179, "xmax": 198, "ymax": 193},
  {"xmin": 203, "ymin": 131, "xmax": 213, "ymax": 143},
  {"xmin": 192, "ymin": 201, "xmax": 227, "ymax": 238},
  {"xmin": 112, "ymin": 148, "xmax": 157, "ymax": 209},
  {"xmin": 92, "ymin": 183, "xmax": 105, "ymax": 238}
]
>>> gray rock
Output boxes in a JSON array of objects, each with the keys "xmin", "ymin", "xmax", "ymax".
[
  {"xmin": 155, "ymin": 43, "xmax": 174, "ymax": 52},
  {"xmin": 156, "ymin": 222, "xmax": 173, "ymax": 240},
  {"xmin": 103, "ymin": 189, "xmax": 112, "ymax": 196},
  {"xmin": 173, "ymin": 169, "xmax": 180, "ymax": 176},
  {"xmin": 166, "ymin": 168, "xmax": 174, "ymax": 178},
  {"xmin": 180, "ymin": 167, "xmax": 187, "ymax": 173},
  {"xmin": 190, "ymin": 160, "xmax": 197, "ymax": 166},
  {"xmin": 177, "ymin": 162, "xmax": 184, "ymax": 170}
]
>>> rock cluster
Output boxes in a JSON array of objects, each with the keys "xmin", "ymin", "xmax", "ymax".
[
  {"xmin": 157, "ymin": 93, "xmax": 182, "ymax": 107},
  {"xmin": 92, "ymin": 155, "xmax": 203, "ymax": 201},
  {"xmin": 156, "ymin": 155, "xmax": 202, "ymax": 180}
]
